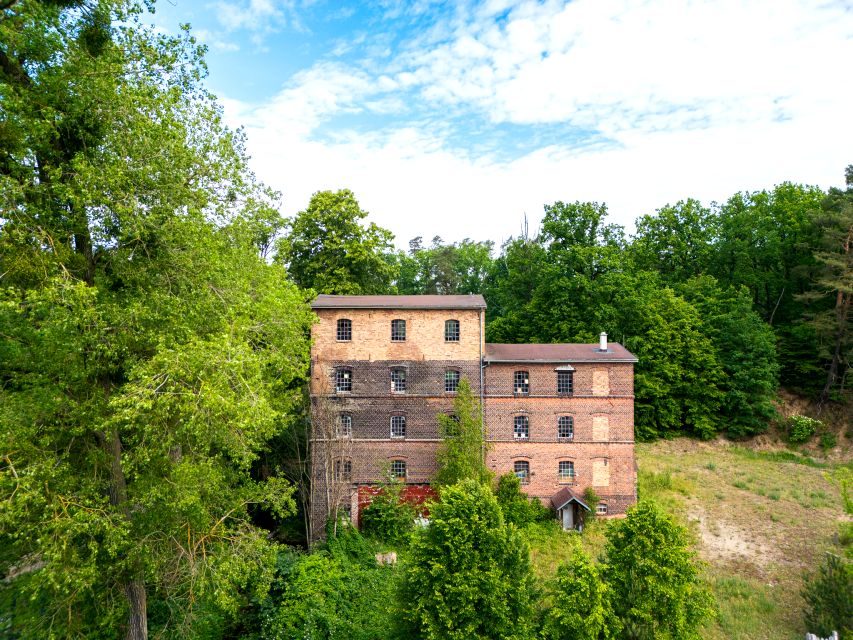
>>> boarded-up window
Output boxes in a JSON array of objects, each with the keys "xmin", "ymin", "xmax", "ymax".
[
  {"xmin": 592, "ymin": 458, "xmax": 610, "ymax": 486},
  {"xmin": 592, "ymin": 416, "xmax": 610, "ymax": 440},
  {"xmin": 592, "ymin": 369, "xmax": 610, "ymax": 396}
]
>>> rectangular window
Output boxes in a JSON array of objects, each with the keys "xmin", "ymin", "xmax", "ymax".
[
  {"xmin": 558, "ymin": 461, "xmax": 575, "ymax": 483},
  {"xmin": 391, "ymin": 460, "xmax": 407, "ymax": 479},
  {"xmin": 514, "ymin": 460, "xmax": 530, "ymax": 484},
  {"xmin": 391, "ymin": 319, "xmax": 406, "ymax": 341},
  {"xmin": 335, "ymin": 459, "xmax": 352, "ymax": 481},
  {"xmin": 391, "ymin": 368, "xmax": 407, "ymax": 393},
  {"xmin": 557, "ymin": 370, "xmax": 573, "ymax": 395},
  {"xmin": 391, "ymin": 415, "xmax": 406, "ymax": 438},
  {"xmin": 513, "ymin": 415, "xmax": 529, "ymax": 440},
  {"xmin": 338, "ymin": 413, "xmax": 352, "ymax": 437},
  {"xmin": 596, "ymin": 503, "xmax": 608, "ymax": 515},
  {"xmin": 335, "ymin": 368, "xmax": 352, "ymax": 393},
  {"xmin": 445, "ymin": 319, "xmax": 460, "ymax": 342},
  {"xmin": 514, "ymin": 371, "xmax": 529, "ymax": 396},
  {"xmin": 445, "ymin": 370, "xmax": 460, "ymax": 392},
  {"xmin": 558, "ymin": 416, "xmax": 574, "ymax": 439},
  {"xmin": 336, "ymin": 318, "xmax": 352, "ymax": 341}
]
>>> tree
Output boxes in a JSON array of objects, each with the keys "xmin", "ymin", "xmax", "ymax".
[
  {"xmin": 603, "ymin": 502, "xmax": 714, "ymax": 640},
  {"xmin": 0, "ymin": 1, "xmax": 312, "ymax": 637},
  {"xmin": 276, "ymin": 189, "xmax": 397, "ymax": 294},
  {"xmin": 494, "ymin": 473, "xmax": 546, "ymax": 528},
  {"xmin": 403, "ymin": 480, "xmax": 535, "ymax": 640},
  {"xmin": 433, "ymin": 378, "xmax": 491, "ymax": 489},
  {"xmin": 396, "ymin": 236, "xmax": 494, "ymax": 295},
  {"xmin": 542, "ymin": 550, "xmax": 617, "ymax": 640},
  {"xmin": 805, "ymin": 166, "xmax": 853, "ymax": 403},
  {"xmin": 803, "ymin": 552, "xmax": 853, "ymax": 639},
  {"xmin": 631, "ymin": 199, "xmax": 717, "ymax": 284}
]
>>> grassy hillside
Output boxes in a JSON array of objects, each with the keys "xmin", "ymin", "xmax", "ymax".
[{"xmin": 528, "ymin": 438, "xmax": 851, "ymax": 640}]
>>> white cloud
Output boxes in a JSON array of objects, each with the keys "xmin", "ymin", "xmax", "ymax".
[{"xmin": 220, "ymin": 0, "xmax": 853, "ymax": 248}]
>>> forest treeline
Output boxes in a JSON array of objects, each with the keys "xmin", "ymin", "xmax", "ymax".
[
  {"xmin": 0, "ymin": 0, "xmax": 850, "ymax": 637},
  {"xmin": 279, "ymin": 182, "xmax": 852, "ymax": 441}
]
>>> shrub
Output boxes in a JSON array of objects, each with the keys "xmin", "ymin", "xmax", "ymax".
[
  {"xmin": 604, "ymin": 502, "xmax": 715, "ymax": 640},
  {"xmin": 803, "ymin": 552, "xmax": 853, "ymax": 639},
  {"xmin": 360, "ymin": 480, "xmax": 416, "ymax": 545},
  {"xmin": 787, "ymin": 415, "xmax": 822, "ymax": 443},
  {"xmin": 821, "ymin": 432, "xmax": 838, "ymax": 451},
  {"xmin": 584, "ymin": 487, "xmax": 601, "ymax": 515},
  {"xmin": 403, "ymin": 480, "xmax": 535, "ymax": 639},
  {"xmin": 495, "ymin": 473, "xmax": 550, "ymax": 527}
]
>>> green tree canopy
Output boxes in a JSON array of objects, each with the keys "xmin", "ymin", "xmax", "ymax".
[
  {"xmin": 604, "ymin": 502, "xmax": 714, "ymax": 640},
  {"xmin": 433, "ymin": 378, "xmax": 491, "ymax": 489},
  {"xmin": 403, "ymin": 480, "xmax": 535, "ymax": 640},
  {"xmin": 276, "ymin": 189, "xmax": 397, "ymax": 294},
  {"xmin": 0, "ymin": 1, "xmax": 312, "ymax": 637}
]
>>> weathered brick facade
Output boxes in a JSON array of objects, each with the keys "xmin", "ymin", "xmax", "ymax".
[{"xmin": 309, "ymin": 295, "xmax": 637, "ymax": 538}]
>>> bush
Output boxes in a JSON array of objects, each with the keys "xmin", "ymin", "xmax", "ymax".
[
  {"xmin": 787, "ymin": 415, "xmax": 822, "ymax": 443},
  {"xmin": 821, "ymin": 432, "xmax": 838, "ymax": 451},
  {"xmin": 495, "ymin": 473, "xmax": 550, "ymax": 527},
  {"xmin": 584, "ymin": 487, "xmax": 601, "ymax": 515},
  {"xmin": 360, "ymin": 480, "xmax": 416, "ymax": 546},
  {"xmin": 542, "ymin": 550, "xmax": 616, "ymax": 640},
  {"xmin": 803, "ymin": 552, "xmax": 853, "ymax": 639}
]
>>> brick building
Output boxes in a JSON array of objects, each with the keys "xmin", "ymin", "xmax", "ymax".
[{"xmin": 309, "ymin": 294, "xmax": 637, "ymax": 537}]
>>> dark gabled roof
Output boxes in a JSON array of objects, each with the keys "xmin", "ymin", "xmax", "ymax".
[
  {"xmin": 551, "ymin": 487, "xmax": 591, "ymax": 511},
  {"xmin": 485, "ymin": 342, "xmax": 637, "ymax": 363},
  {"xmin": 311, "ymin": 294, "xmax": 487, "ymax": 310}
]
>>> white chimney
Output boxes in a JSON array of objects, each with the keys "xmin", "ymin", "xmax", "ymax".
[{"xmin": 599, "ymin": 332, "xmax": 608, "ymax": 351}]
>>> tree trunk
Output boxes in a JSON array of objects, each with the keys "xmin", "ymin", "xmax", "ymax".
[
  {"xmin": 820, "ymin": 224, "xmax": 852, "ymax": 404},
  {"xmin": 101, "ymin": 427, "xmax": 148, "ymax": 639}
]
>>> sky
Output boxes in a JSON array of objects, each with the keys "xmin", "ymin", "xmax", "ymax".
[{"xmin": 149, "ymin": 0, "xmax": 853, "ymax": 249}]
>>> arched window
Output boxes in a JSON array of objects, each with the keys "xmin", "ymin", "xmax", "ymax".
[
  {"xmin": 391, "ymin": 415, "xmax": 406, "ymax": 438},
  {"xmin": 445, "ymin": 369, "xmax": 460, "ymax": 393},
  {"xmin": 337, "ymin": 413, "xmax": 352, "ymax": 437},
  {"xmin": 391, "ymin": 319, "xmax": 406, "ymax": 341},
  {"xmin": 334, "ymin": 459, "xmax": 352, "ymax": 480},
  {"xmin": 335, "ymin": 367, "xmax": 352, "ymax": 393},
  {"xmin": 336, "ymin": 318, "xmax": 352, "ymax": 341},
  {"xmin": 391, "ymin": 368, "xmax": 407, "ymax": 393},
  {"xmin": 390, "ymin": 460, "xmax": 407, "ymax": 479},
  {"xmin": 558, "ymin": 416, "xmax": 574, "ymax": 440},
  {"xmin": 445, "ymin": 319, "xmax": 460, "ymax": 342},
  {"xmin": 514, "ymin": 370, "xmax": 529, "ymax": 395},
  {"xmin": 558, "ymin": 461, "xmax": 575, "ymax": 483},
  {"xmin": 514, "ymin": 460, "xmax": 530, "ymax": 484},
  {"xmin": 513, "ymin": 415, "xmax": 529, "ymax": 440}
]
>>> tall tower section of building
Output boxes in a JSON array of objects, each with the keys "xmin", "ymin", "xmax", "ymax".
[{"xmin": 309, "ymin": 295, "xmax": 486, "ymax": 536}]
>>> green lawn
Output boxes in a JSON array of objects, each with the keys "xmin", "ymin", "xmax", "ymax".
[{"xmin": 526, "ymin": 437, "xmax": 851, "ymax": 640}]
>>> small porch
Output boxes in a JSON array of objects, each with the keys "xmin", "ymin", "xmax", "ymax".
[{"xmin": 551, "ymin": 487, "xmax": 591, "ymax": 531}]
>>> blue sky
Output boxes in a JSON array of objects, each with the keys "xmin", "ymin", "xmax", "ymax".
[{"xmin": 150, "ymin": 0, "xmax": 853, "ymax": 248}]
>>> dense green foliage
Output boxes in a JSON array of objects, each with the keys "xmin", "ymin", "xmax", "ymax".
[
  {"xmin": 0, "ymin": 0, "xmax": 311, "ymax": 637},
  {"xmin": 276, "ymin": 189, "xmax": 396, "ymax": 294},
  {"xmin": 542, "ymin": 550, "xmax": 615, "ymax": 640},
  {"xmin": 403, "ymin": 480, "xmax": 535, "ymax": 640},
  {"xmin": 359, "ymin": 479, "xmax": 417, "ymax": 545},
  {"xmin": 787, "ymin": 415, "xmax": 823, "ymax": 443},
  {"xmin": 433, "ymin": 378, "xmax": 492, "ymax": 489},
  {"xmin": 494, "ymin": 472, "xmax": 551, "ymax": 527},
  {"xmin": 802, "ymin": 553, "xmax": 853, "ymax": 639},
  {"xmin": 603, "ymin": 502, "xmax": 715, "ymax": 640}
]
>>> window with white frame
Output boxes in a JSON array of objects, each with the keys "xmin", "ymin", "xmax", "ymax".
[
  {"xmin": 445, "ymin": 319, "xmax": 460, "ymax": 342},
  {"xmin": 391, "ymin": 319, "xmax": 406, "ymax": 341},
  {"xmin": 337, "ymin": 413, "xmax": 352, "ymax": 437},
  {"xmin": 391, "ymin": 415, "xmax": 406, "ymax": 438},
  {"xmin": 596, "ymin": 503, "xmax": 608, "ymax": 515},
  {"xmin": 514, "ymin": 370, "xmax": 529, "ymax": 395},
  {"xmin": 557, "ymin": 370, "xmax": 573, "ymax": 395},
  {"xmin": 513, "ymin": 415, "xmax": 529, "ymax": 439},
  {"xmin": 336, "ymin": 318, "xmax": 352, "ymax": 341},
  {"xmin": 558, "ymin": 416, "xmax": 574, "ymax": 439},
  {"xmin": 391, "ymin": 368, "xmax": 407, "ymax": 393},
  {"xmin": 514, "ymin": 460, "xmax": 530, "ymax": 484},
  {"xmin": 391, "ymin": 460, "xmax": 406, "ymax": 479},
  {"xmin": 445, "ymin": 369, "xmax": 460, "ymax": 392},
  {"xmin": 558, "ymin": 460, "xmax": 575, "ymax": 483},
  {"xmin": 335, "ymin": 367, "xmax": 352, "ymax": 392}
]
